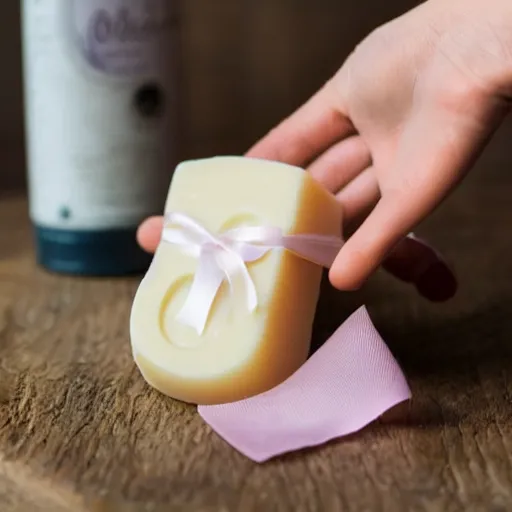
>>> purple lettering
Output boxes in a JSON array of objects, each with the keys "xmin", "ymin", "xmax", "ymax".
[{"xmin": 89, "ymin": 6, "xmax": 173, "ymax": 46}]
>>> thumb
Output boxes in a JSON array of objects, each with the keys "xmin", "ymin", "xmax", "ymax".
[{"xmin": 329, "ymin": 92, "xmax": 500, "ymax": 291}]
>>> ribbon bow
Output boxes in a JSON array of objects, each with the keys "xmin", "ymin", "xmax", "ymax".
[{"xmin": 162, "ymin": 212, "xmax": 344, "ymax": 335}]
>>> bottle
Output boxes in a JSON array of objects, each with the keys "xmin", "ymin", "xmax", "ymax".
[{"xmin": 21, "ymin": 0, "xmax": 179, "ymax": 275}]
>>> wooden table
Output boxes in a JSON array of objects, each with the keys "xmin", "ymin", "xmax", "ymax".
[{"xmin": 2, "ymin": 150, "xmax": 512, "ymax": 511}]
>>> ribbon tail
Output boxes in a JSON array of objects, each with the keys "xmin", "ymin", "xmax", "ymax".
[
  {"xmin": 283, "ymin": 234, "xmax": 344, "ymax": 268},
  {"xmin": 240, "ymin": 265, "xmax": 258, "ymax": 312},
  {"xmin": 215, "ymin": 249, "xmax": 259, "ymax": 313},
  {"xmin": 176, "ymin": 250, "xmax": 224, "ymax": 335},
  {"xmin": 199, "ymin": 306, "xmax": 411, "ymax": 462}
]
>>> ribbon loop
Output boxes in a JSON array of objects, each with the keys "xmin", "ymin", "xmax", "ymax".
[{"xmin": 162, "ymin": 212, "xmax": 344, "ymax": 335}]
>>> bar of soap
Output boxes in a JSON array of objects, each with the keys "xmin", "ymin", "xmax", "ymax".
[{"xmin": 130, "ymin": 156, "xmax": 342, "ymax": 405}]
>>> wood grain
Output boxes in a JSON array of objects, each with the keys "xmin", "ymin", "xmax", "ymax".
[{"xmin": 2, "ymin": 123, "xmax": 512, "ymax": 511}]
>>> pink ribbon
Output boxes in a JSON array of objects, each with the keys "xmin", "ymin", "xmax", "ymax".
[
  {"xmin": 199, "ymin": 307, "xmax": 411, "ymax": 462},
  {"xmin": 161, "ymin": 212, "xmax": 411, "ymax": 462},
  {"xmin": 162, "ymin": 212, "xmax": 344, "ymax": 334}
]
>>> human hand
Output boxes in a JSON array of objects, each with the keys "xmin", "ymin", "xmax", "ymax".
[
  {"xmin": 246, "ymin": 0, "xmax": 512, "ymax": 290},
  {"xmin": 137, "ymin": 0, "xmax": 512, "ymax": 300}
]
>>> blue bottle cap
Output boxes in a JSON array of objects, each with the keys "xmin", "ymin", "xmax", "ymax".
[{"xmin": 34, "ymin": 225, "xmax": 152, "ymax": 276}]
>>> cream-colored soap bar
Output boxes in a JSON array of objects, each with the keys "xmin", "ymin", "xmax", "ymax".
[{"xmin": 130, "ymin": 156, "xmax": 342, "ymax": 405}]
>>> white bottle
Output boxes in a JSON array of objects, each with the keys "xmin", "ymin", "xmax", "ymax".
[{"xmin": 21, "ymin": 0, "xmax": 179, "ymax": 275}]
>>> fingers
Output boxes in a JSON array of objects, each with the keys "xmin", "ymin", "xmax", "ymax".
[
  {"xmin": 383, "ymin": 234, "xmax": 457, "ymax": 302},
  {"xmin": 329, "ymin": 99, "xmax": 490, "ymax": 290},
  {"xmin": 308, "ymin": 136, "xmax": 371, "ymax": 193},
  {"xmin": 331, "ymin": 192, "xmax": 444, "ymax": 291},
  {"xmin": 137, "ymin": 216, "xmax": 164, "ymax": 253},
  {"xmin": 246, "ymin": 80, "xmax": 354, "ymax": 167},
  {"xmin": 336, "ymin": 169, "xmax": 380, "ymax": 226},
  {"xmin": 331, "ymin": 168, "xmax": 457, "ymax": 301}
]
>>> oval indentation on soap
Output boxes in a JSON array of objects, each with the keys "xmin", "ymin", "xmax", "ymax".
[
  {"xmin": 159, "ymin": 274, "xmax": 235, "ymax": 350},
  {"xmin": 220, "ymin": 213, "xmax": 260, "ymax": 231},
  {"xmin": 158, "ymin": 274, "xmax": 199, "ymax": 349},
  {"xmin": 158, "ymin": 213, "xmax": 273, "ymax": 351}
]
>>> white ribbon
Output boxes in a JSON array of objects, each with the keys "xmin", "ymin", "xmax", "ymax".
[{"xmin": 162, "ymin": 212, "xmax": 344, "ymax": 335}]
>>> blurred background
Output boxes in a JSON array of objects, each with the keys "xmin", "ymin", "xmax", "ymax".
[{"xmin": 1, "ymin": 0, "xmax": 511, "ymax": 195}]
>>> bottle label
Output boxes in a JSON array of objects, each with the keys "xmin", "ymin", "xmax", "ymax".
[
  {"xmin": 67, "ymin": 0, "xmax": 176, "ymax": 77},
  {"xmin": 22, "ymin": 0, "xmax": 177, "ymax": 231}
]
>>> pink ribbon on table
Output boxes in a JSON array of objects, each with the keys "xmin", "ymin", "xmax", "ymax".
[
  {"xmin": 199, "ymin": 306, "xmax": 411, "ymax": 462},
  {"xmin": 162, "ymin": 212, "xmax": 344, "ymax": 335},
  {"xmin": 161, "ymin": 212, "xmax": 411, "ymax": 462}
]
